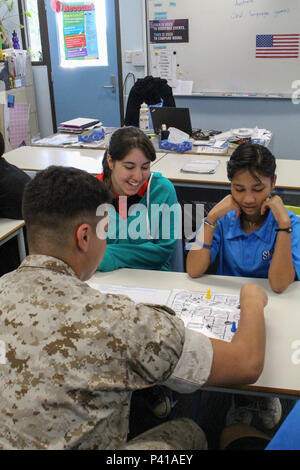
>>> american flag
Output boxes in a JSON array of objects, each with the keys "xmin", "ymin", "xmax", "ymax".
[{"xmin": 256, "ymin": 34, "xmax": 300, "ymax": 58}]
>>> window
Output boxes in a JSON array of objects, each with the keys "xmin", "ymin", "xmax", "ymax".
[{"xmin": 19, "ymin": 0, "xmax": 43, "ymax": 62}]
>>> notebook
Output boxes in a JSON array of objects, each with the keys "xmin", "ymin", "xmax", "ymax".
[
  {"xmin": 59, "ymin": 117, "xmax": 100, "ymax": 129},
  {"xmin": 149, "ymin": 107, "xmax": 193, "ymax": 136}
]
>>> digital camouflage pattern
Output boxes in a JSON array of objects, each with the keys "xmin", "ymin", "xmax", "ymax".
[
  {"xmin": 0, "ymin": 255, "xmax": 186, "ymax": 450},
  {"xmin": 122, "ymin": 417, "xmax": 207, "ymax": 450}
]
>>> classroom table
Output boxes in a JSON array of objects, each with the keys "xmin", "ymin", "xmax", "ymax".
[
  {"xmin": 150, "ymin": 152, "xmax": 300, "ymax": 202},
  {"xmin": 32, "ymin": 130, "xmax": 232, "ymax": 156},
  {"xmin": 3, "ymin": 146, "xmax": 167, "ymax": 177},
  {"xmin": 89, "ymin": 268, "xmax": 300, "ymax": 399},
  {"xmin": 3, "ymin": 146, "xmax": 106, "ymax": 176},
  {"xmin": 0, "ymin": 218, "xmax": 26, "ymax": 262}
]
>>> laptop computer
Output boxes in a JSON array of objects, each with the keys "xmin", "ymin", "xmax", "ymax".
[{"xmin": 149, "ymin": 107, "xmax": 193, "ymax": 136}]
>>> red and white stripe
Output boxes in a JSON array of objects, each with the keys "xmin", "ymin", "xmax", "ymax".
[{"xmin": 256, "ymin": 34, "xmax": 299, "ymax": 58}]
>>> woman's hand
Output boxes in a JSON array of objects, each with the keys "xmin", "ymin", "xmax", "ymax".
[
  {"xmin": 208, "ymin": 195, "xmax": 241, "ymax": 224},
  {"xmin": 261, "ymin": 195, "xmax": 290, "ymax": 226}
]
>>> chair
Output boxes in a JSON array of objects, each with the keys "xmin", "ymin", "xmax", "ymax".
[
  {"xmin": 170, "ymin": 238, "xmax": 185, "ymax": 272},
  {"xmin": 124, "ymin": 76, "xmax": 176, "ymax": 128},
  {"xmin": 285, "ymin": 205, "xmax": 300, "ymax": 218}
]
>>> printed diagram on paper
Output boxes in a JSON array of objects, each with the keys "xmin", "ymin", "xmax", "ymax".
[{"xmin": 168, "ymin": 290, "xmax": 240, "ymax": 342}]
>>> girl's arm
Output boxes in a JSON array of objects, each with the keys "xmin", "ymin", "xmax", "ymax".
[
  {"xmin": 262, "ymin": 197, "xmax": 295, "ymax": 292},
  {"xmin": 186, "ymin": 195, "xmax": 240, "ymax": 278}
]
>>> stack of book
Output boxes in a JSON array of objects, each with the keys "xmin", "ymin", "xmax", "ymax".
[{"xmin": 58, "ymin": 117, "xmax": 101, "ymax": 134}]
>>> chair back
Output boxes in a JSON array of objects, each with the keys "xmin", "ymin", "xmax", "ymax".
[
  {"xmin": 170, "ymin": 238, "xmax": 185, "ymax": 272},
  {"xmin": 285, "ymin": 205, "xmax": 300, "ymax": 218}
]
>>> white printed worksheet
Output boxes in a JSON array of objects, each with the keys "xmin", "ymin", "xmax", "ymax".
[
  {"xmin": 167, "ymin": 289, "xmax": 240, "ymax": 342},
  {"xmin": 88, "ymin": 282, "xmax": 240, "ymax": 342}
]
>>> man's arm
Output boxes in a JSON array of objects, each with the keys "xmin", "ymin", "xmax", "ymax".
[
  {"xmin": 204, "ymin": 284, "xmax": 266, "ymax": 386},
  {"xmin": 165, "ymin": 284, "xmax": 266, "ymax": 392}
]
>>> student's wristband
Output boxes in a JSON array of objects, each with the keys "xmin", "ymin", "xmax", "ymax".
[
  {"xmin": 275, "ymin": 226, "xmax": 292, "ymax": 233},
  {"xmin": 203, "ymin": 217, "xmax": 217, "ymax": 228},
  {"xmin": 195, "ymin": 239, "xmax": 212, "ymax": 249}
]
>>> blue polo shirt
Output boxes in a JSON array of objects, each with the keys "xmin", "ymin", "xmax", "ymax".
[{"xmin": 210, "ymin": 209, "xmax": 300, "ymax": 279}]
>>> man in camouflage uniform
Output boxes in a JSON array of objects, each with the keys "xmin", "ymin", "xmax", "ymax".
[{"xmin": 0, "ymin": 166, "xmax": 267, "ymax": 450}]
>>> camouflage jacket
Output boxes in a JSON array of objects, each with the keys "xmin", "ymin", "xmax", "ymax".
[{"xmin": 0, "ymin": 255, "xmax": 186, "ymax": 450}]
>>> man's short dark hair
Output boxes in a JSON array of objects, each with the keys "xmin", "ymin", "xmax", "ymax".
[{"xmin": 22, "ymin": 166, "xmax": 111, "ymax": 245}]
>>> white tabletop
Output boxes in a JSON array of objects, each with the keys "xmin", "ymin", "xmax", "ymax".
[
  {"xmin": 4, "ymin": 146, "xmax": 106, "ymax": 175},
  {"xmin": 152, "ymin": 152, "xmax": 300, "ymax": 191},
  {"xmin": 0, "ymin": 219, "xmax": 25, "ymax": 242},
  {"xmin": 90, "ymin": 269, "xmax": 300, "ymax": 397},
  {"xmin": 4, "ymin": 146, "xmax": 167, "ymax": 175}
]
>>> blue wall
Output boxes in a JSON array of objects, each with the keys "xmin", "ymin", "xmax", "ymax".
[
  {"xmin": 119, "ymin": 0, "xmax": 145, "ymax": 81},
  {"xmin": 175, "ymin": 95, "xmax": 300, "ymax": 160}
]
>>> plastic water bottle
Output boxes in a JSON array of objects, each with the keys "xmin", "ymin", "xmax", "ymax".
[
  {"xmin": 160, "ymin": 123, "xmax": 169, "ymax": 140},
  {"xmin": 139, "ymin": 102, "xmax": 149, "ymax": 131}
]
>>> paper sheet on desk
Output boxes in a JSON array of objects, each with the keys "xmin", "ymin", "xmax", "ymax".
[
  {"xmin": 181, "ymin": 159, "xmax": 220, "ymax": 173},
  {"xmin": 88, "ymin": 283, "xmax": 240, "ymax": 342},
  {"xmin": 71, "ymin": 140, "xmax": 105, "ymax": 148},
  {"xmin": 88, "ymin": 283, "xmax": 171, "ymax": 305},
  {"xmin": 167, "ymin": 290, "xmax": 240, "ymax": 342},
  {"xmin": 34, "ymin": 134, "xmax": 79, "ymax": 146}
]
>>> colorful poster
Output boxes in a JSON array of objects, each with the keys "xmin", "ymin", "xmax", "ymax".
[
  {"xmin": 62, "ymin": 1, "xmax": 99, "ymax": 61},
  {"xmin": 149, "ymin": 19, "xmax": 189, "ymax": 44}
]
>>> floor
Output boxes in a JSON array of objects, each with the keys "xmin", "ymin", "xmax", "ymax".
[{"xmin": 128, "ymin": 387, "xmax": 297, "ymax": 450}]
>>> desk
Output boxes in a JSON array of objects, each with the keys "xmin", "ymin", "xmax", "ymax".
[
  {"xmin": 4, "ymin": 146, "xmax": 106, "ymax": 176},
  {"xmin": 90, "ymin": 268, "xmax": 300, "ymax": 398},
  {"xmin": 33, "ymin": 131, "xmax": 231, "ymax": 156},
  {"xmin": 4, "ymin": 146, "xmax": 167, "ymax": 177},
  {"xmin": 0, "ymin": 219, "xmax": 26, "ymax": 262},
  {"xmin": 151, "ymin": 152, "xmax": 300, "ymax": 201}
]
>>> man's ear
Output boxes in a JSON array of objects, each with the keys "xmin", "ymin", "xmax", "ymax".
[
  {"xmin": 75, "ymin": 223, "xmax": 91, "ymax": 252},
  {"xmin": 271, "ymin": 174, "xmax": 277, "ymax": 191}
]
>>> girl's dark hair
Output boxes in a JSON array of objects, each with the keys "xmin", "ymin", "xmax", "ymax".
[
  {"xmin": 227, "ymin": 143, "xmax": 276, "ymax": 182},
  {"xmin": 102, "ymin": 126, "xmax": 156, "ymax": 181}
]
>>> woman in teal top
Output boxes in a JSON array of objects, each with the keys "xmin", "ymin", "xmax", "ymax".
[{"xmin": 97, "ymin": 126, "xmax": 180, "ymax": 272}]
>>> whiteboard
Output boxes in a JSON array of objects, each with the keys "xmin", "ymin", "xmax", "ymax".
[{"xmin": 146, "ymin": 0, "xmax": 300, "ymax": 97}]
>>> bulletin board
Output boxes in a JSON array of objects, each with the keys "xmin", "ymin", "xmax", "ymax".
[{"xmin": 146, "ymin": 0, "xmax": 300, "ymax": 98}]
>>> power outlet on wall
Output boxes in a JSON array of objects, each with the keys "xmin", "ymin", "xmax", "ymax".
[
  {"xmin": 125, "ymin": 51, "xmax": 133, "ymax": 63},
  {"xmin": 132, "ymin": 50, "xmax": 145, "ymax": 66}
]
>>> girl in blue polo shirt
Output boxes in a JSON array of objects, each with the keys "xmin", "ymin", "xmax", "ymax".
[
  {"xmin": 187, "ymin": 142, "xmax": 300, "ymax": 432},
  {"xmin": 187, "ymin": 143, "xmax": 300, "ymax": 293}
]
